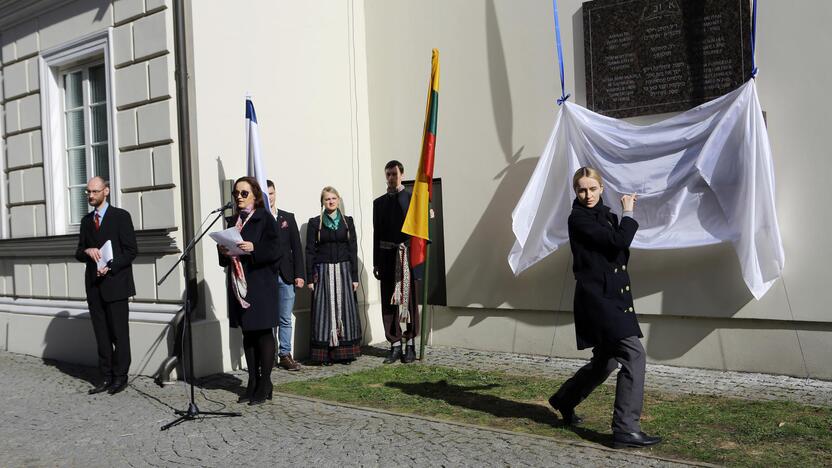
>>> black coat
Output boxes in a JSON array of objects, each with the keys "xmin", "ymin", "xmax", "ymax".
[
  {"xmin": 219, "ymin": 208, "xmax": 282, "ymax": 331},
  {"xmin": 568, "ymin": 198, "xmax": 642, "ymax": 350},
  {"xmin": 372, "ymin": 189, "xmax": 411, "ymax": 270},
  {"xmin": 74, "ymin": 205, "xmax": 137, "ymax": 302},
  {"xmin": 273, "ymin": 209, "xmax": 305, "ymax": 285},
  {"xmin": 305, "ymin": 215, "xmax": 358, "ymax": 283}
]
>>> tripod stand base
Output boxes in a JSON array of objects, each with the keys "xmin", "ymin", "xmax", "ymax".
[{"xmin": 160, "ymin": 402, "xmax": 241, "ymax": 431}]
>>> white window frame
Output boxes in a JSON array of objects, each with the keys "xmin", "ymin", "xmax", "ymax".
[{"xmin": 40, "ymin": 29, "xmax": 118, "ymax": 236}]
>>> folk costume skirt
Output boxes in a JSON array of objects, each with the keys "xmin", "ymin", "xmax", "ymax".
[{"xmin": 310, "ymin": 262, "xmax": 362, "ymax": 362}]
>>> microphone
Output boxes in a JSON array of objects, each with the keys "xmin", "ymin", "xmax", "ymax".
[{"xmin": 210, "ymin": 202, "xmax": 233, "ymax": 214}]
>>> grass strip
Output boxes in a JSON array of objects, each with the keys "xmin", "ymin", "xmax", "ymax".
[{"xmin": 276, "ymin": 364, "xmax": 832, "ymax": 467}]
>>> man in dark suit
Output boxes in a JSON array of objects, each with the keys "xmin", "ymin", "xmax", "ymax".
[
  {"xmin": 373, "ymin": 160, "xmax": 419, "ymax": 364},
  {"xmin": 74, "ymin": 177, "xmax": 138, "ymax": 395},
  {"xmin": 267, "ymin": 180, "xmax": 304, "ymax": 371}
]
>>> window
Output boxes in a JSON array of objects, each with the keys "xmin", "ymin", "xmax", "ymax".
[
  {"xmin": 63, "ymin": 63, "xmax": 111, "ymax": 225},
  {"xmin": 39, "ymin": 29, "xmax": 117, "ymax": 235}
]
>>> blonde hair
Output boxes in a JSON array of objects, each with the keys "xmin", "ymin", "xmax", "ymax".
[
  {"xmin": 318, "ymin": 186, "xmax": 349, "ymax": 242},
  {"xmin": 572, "ymin": 167, "xmax": 604, "ymax": 190}
]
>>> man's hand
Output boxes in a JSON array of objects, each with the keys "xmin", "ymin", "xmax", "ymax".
[
  {"xmin": 237, "ymin": 241, "xmax": 254, "ymax": 253},
  {"xmin": 218, "ymin": 245, "xmax": 230, "ymax": 256},
  {"xmin": 352, "ymin": 282, "xmax": 359, "ymax": 292},
  {"xmin": 373, "ymin": 267, "xmax": 381, "ymax": 280},
  {"xmin": 85, "ymin": 248, "xmax": 102, "ymax": 263},
  {"xmin": 96, "ymin": 266, "xmax": 110, "ymax": 277},
  {"xmin": 294, "ymin": 278, "xmax": 305, "ymax": 288},
  {"xmin": 307, "ymin": 283, "xmax": 315, "ymax": 291}
]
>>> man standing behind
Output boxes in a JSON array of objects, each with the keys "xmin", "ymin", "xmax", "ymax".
[
  {"xmin": 75, "ymin": 177, "xmax": 137, "ymax": 395},
  {"xmin": 267, "ymin": 180, "xmax": 304, "ymax": 371},
  {"xmin": 373, "ymin": 160, "xmax": 419, "ymax": 364}
]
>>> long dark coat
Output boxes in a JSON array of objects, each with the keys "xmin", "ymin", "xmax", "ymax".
[
  {"xmin": 568, "ymin": 198, "xmax": 642, "ymax": 350},
  {"xmin": 219, "ymin": 208, "xmax": 282, "ymax": 331}
]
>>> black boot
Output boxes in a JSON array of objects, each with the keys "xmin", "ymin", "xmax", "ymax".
[
  {"xmin": 402, "ymin": 345, "xmax": 416, "ymax": 363},
  {"xmin": 238, "ymin": 374, "xmax": 257, "ymax": 403},
  {"xmin": 249, "ymin": 377, "xmax": 273, "ymax": 406},
  {"xmin": 383, "ymin": 345, "xmax": 402, "ymax": 364}
]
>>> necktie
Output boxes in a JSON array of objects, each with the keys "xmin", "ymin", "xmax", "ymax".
[{"xmin": 94, "ymin": 212, "xmax": 100, "ymax": 231}]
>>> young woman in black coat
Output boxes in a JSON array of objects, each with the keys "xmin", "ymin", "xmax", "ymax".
[
  {"xmin": 218, "ymin": 176, "xmax": 281, "ymax": 405},
  {"xmin": 548, "ymin": 167, "xmax": 661, "ymax": 449}
]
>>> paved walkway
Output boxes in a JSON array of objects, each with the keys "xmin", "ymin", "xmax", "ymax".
[{"xmin": 0, "ymin": 350, "xmax": 706, "ymax": 468}]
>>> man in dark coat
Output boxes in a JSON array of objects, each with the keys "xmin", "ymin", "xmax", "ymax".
[
  {"xmin": 373, "ymin": 160, "xmax": 419, "ymax": 364},
  {"xmin": 75, "ymin": 176, "xmax": 137, "ymax": 395},
  {"xmin": 267, "ymin": 180, "xmax": 304, "ymax": 371},
  {"xmin": 548, "ymin": 168, "xmax": 661, "ymax": 449}
]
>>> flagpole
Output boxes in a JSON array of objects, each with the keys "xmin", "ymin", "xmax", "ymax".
[{"xmin": 418, "ymin": 205, "xmax": 431, "ymax": 361}]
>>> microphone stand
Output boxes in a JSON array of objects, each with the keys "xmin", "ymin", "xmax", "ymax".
[{"xmin": 160, "ymin": 206, "xmax": 240, "ymax": 431}]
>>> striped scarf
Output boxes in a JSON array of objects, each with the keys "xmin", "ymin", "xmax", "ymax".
[
  {"xmin": 229, "ymin": 208, "xmax": 254, "ymax": 309},
  {"xmin": 391, "ymin": 242, "xmax": 412, "ymax": 324}
]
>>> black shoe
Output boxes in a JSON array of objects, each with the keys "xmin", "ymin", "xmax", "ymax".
[
  {"xmin": 238, "ymin": 376, "xmax": 258, "ymax": 403},
  {"xmin": 249, "ymin": 379, "xmax": 273, "ymax": 406},
  {"xmin": 383, "ymin": 346, "xmax": 402, "ymax": 364},
  {"xmin": 548, "ymin": 395, "xmax": 583, "ymax": 425},
  {"xmin": 88, "ymin": 379, "xmax": 112, "ymax": 395},
  {"xmin": 107, "ymin": 377, "xmax": 128, "ymax": 395},
  {"xmin": 401, "ymin": 345, "xmax": 416, "ymax": 363},
  {"xmin": 612, "ymin": 431, "xmax": 662, "ymax": 449}
]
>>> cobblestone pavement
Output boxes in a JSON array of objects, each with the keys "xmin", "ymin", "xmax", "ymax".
[
  {"xmin": 0, "ymin": 350, "xmax": 702, "ymax": 468},
  {"xmin": 421, "ymin": 346, "xmax": 832, "ymax": 407}
]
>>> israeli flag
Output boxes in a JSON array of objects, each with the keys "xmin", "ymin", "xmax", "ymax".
[{"xmin": 245, "ymin": 97, "xmax": 270, "ymax": 209}]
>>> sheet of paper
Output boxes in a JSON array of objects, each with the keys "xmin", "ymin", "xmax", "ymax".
[
  {"xmin": 97, "ymin": 240, "xmax": 113, "ymax": 270},
  {"xmin": 209, "ymin": 228, "xmax": 248, "ymax": 256}
]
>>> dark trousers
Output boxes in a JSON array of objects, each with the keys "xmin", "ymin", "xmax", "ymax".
[
  {"xmin": 87, "ymin": 288, "xmax": 131, "ymax": 378},
  {"xmin": 552, "ymin": 335, "xmax": 645, "ymax": 433},
  {"xmin": 378, "ymin": 250, "xmax": 419, "ymax": 344}
]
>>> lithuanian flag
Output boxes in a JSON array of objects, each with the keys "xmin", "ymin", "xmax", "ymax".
[{"xmin": 402, "ymin": 49, "xmax": 439, "ymax": 268}]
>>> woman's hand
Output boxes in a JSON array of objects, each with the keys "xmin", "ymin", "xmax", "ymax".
[
  {"xmin": 352, "ymin": 282, "xmax": 359, "ymax": 292},
  {"xmin": 218, "ymin": 245, "xmax": 230, "ymax": 256},
  {"xmin": 307, "ymin": 283, "xmax": 315, "ymax": 291},
  {"xmin": 621, "ymin": 193, "xmax": 637, "ymax": 212},
  {"xmin": 237, "ymin": 241, "xmax": 254, "ymax": 253}
]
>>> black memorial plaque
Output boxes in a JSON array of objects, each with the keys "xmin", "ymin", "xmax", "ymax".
[{"xmin": 583, "ymin": 0, "xmax": 752, "ymax": 118}]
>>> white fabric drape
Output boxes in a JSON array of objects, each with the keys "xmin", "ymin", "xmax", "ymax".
[{"xmin": 509, "ymin": 80, "xmax": 784, "ymax": 299}]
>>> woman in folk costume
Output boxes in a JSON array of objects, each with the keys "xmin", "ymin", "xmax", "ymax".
[
  {"xmin": 548, "ymin": 167, "xmax": 661, "ymax": 449},
  {"xmin": 306, "ymin": 186, "xmax": 362, "ymax": 365},
  {"xmin": 218, "ymin": 176, "xmax": 282, "ymax": 405}
]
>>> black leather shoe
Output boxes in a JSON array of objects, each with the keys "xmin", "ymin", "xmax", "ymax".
[
  {"xmin": 249, "ymin": 380, "xmax": 273, "ymax": 406},
  {"xmin": 88, "ymin": 379, "xmax": 112, "ymax": 395},
  {"xmin": 548, "ymin": 395, "xmax": 584, "ymax": 425},
  {"xmin": 612, "ymin": 431, "xmax": 662, "ymax": 449},
  {"xmin": 238, "ymin": 376, "xmax": 257, "ymax": 403},
  {"xmin": 107, "ymin": 377, "xmax": 128, "ymax": 395},
  {"xmin": 401, "ymin": 345, "xmax": 416, "ymax": 363},
  {"xmin": 383, "ymin": 346, "xmax": 402, "ymax": 364}
]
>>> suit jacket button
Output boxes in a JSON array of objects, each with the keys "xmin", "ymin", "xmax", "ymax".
[
  {"xmin": 620, "ymin": 288, "xmax": 624, "ymax": 294},
  {"xmin": 622, "ymin": 265, "xmax": 627, "ymax": 271},
  {"xmin": 628, "ymin": 307, "xmax": 634, "ymax": 312},
  {"xmin": 625, "ymin": 285, "xmax": 630, "ymax": 291},
  {"xmin": 614, "ymin": 268, "xmax": 618, "ymax": 273}
]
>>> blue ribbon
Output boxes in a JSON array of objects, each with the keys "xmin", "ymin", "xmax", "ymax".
[
  {"xmin": 750, "ymin": 0, "xmax": 758, "ymax": 78},
  {"xmin": 553, "ymin": 0, "xmax": 570, "ymax": 104}
]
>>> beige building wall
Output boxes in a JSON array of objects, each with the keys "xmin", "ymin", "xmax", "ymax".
[
  {"xmin": 187, "ymin": 0, "xmax": 381, "ymax": 375},
  {"xmin": 363, "ymin": 0, "xmax": 832, "ymax": 378},
  {"xmin": 0, "ymin": 0, "xmax": 184, "ymax": 376}
]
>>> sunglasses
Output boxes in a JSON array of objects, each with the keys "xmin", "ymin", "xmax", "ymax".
[{"xmin": 231, "ymin": 190, "xmax": 251, "ymax": 198}]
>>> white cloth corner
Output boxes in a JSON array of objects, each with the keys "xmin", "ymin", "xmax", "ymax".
[{"xmin": 509, "ymin": 80, "xmax": 784, "ymax": 300}]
